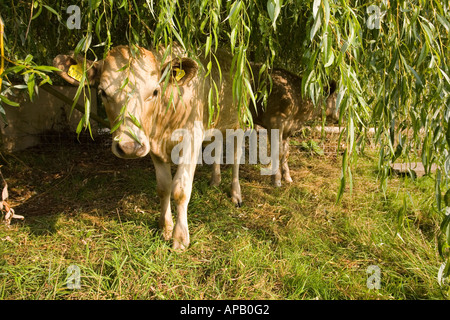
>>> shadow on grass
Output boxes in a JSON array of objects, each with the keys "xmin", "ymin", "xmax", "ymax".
[
  {"xmin": 3, "ymin": 135, "xmax": 239, "ymax": 238},
  {"xmin": 3, "ymin": 135, "xmax": 162, "ymax": 236}
]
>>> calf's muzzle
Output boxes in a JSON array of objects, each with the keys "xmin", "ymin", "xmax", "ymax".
[{"xmin": 112, "ymin": 139, "xmax": 149, "ymax": 159}]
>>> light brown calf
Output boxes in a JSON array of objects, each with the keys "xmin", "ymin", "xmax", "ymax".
[{"xmin": 54, "ymin": 45, "xmax": 244, "ymax": 250}]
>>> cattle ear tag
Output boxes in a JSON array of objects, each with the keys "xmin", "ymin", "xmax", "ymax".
[
  {"xmin": 174, "ymin": 67, "xmax": 185, "ymax": 82},
  {"xmin": 68, "ymin": 64, "xmax": 84, "ymax": 82}
]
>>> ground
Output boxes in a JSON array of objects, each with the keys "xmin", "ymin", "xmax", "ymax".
[{"xmin": 0, "ymin": 129, "xmax": 447, "ymax": 299}]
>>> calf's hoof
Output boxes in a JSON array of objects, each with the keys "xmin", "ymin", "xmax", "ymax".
[
  {"xmin": 273, "ymin": 180, "xmax": 282, "ymax": 187},
  {"xmin": 161, "ymin": 227, "xmax": 173, "ymax": 241},
  {"xmin": 234, "ymin": 200, "xmax": 243, "ymax": 208},
  {"xmin": 284, "ymin": 176, "xmax": 293, "ymax": 183},
  {"xmin": 232, "ymin": 194, "xmax": 243, "ymax": 208},
  {"xmin": 172, "ymin": 225, "xmax": 189, "ymax": 251},
  {"xmin": 159, "ymin": 219, "xmax": 174, "ymax": 241},
  {"xmin": 209, "ymin": 178, "xmax": 221, "ymax": 187},
  {"xmin": 172, "ymin": 240, "xmax": 188, "ymax": 251}
]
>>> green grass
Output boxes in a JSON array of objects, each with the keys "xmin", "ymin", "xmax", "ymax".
[{"xmin": 0, "ymin": 135, "xmax": 448, "ymax": 299}]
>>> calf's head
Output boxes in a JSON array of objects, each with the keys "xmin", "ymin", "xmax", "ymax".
[{"xmin": 53, "ymin": 46, "xmax": 198, "ymax": 159}]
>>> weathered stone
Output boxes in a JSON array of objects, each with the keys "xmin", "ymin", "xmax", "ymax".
[
  {"xmin": 391, "ymin": 162, "xmax": 437, "ymax": 177},
  {"xmin": 1, "ymin": 86, "xmax": 97, "ymax": 152}
]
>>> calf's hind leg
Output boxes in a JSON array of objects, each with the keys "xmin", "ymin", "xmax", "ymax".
[
  {"xmin": 231, "ymin": 135, "xmax": 242, "ymax": 207},
  {"xmin": 270, "ymin": 129, "xmax": 283, "ymax": 187},
  {"xmin": 281, "ymin": 138, "xmax": 293, "ymax": 183},
  {"xmin": 209, "ymin": 142, "xmax": 223, "ymax": 187}
]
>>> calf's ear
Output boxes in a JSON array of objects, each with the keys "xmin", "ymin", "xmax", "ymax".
[
  {"xmin": 161, "ymin": 57, "xmax": 198, "ymax": 86},
  {"xmin": 53, "ymin": 54, "xmax": 103, "ymax": 86}
]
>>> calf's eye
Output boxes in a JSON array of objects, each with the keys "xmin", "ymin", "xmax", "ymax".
[{"xmin": 145, "ymin": 88, "xmax": 160, "ymax": 102}]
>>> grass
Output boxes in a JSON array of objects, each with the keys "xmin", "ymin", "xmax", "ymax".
[{"xmin": 0, "ymin": 132, "xmax": 448, "ymax": 299}]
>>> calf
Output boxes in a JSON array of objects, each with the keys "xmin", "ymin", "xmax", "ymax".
[
  {"xmin": 251, "ymin": 68, "xmax": 338, "ymax": 186},
  {"xmin": 54, "ymin": 45, "xmax": 244, "ymax": 250}
]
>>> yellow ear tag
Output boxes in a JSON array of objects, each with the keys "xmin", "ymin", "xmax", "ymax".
[
  {"xmin": 174, "ymin": 67, "xmax": 185, "ymax": 82},
  {"xmin": 68, "ymin": 64, "xmax": 84, "ymax": 82}
]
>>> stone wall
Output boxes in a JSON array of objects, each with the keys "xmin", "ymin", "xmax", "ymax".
[{"xmin": 0, "ymin": 86, "xmax": 98, "ymax": 152}]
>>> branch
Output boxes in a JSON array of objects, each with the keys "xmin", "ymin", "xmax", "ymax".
[{"xmin": 40, "ymin": 84, "xmax": 110, "ymax": 129}]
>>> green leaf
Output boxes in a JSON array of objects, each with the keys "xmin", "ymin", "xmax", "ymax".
[
  {"xmin": 244, "ymin": 77, "xmax": 257, "ymax": 111},
  {"xmin": 420, "ymin": 18, "xmax": 435, "ymax": 45},
  {"xmin": 171, "ymin": 28, "xmax": 186, "ymax": 52},
  {"xmin": 324, "ymin": 50, "xmax": 334, "ymax": 67},
  {"xmin": 84, "ymin": 97, "xmax": 91, "ymax": 126},
  {"xmin": 3, "ymin": 65, "xmax": 26, "ymax": 74},
  {"xmin": 12, "ymin": 85, "xmax": 27, "ymax": 90},
  {"xmin": 128, "ymin": 112, "xmax": 143, "ymax": 129},
  {"xmin": 336, "ymin": 149, "xmax": 348, "ymax": 203},
  {"xmin": 76, "ymin": 117, "xmax": 85, "ymax": 135},
  {"xmin": 312, "ymin": 0, "xmax": 321, "ymax": 19},
  {"xmin": 348, "ymin": 113, "xmax": 355, "ymax": 152},
  {"xmin": 33, "ymin": 65, "xmax": 61, "ymax": 72},
  {"xmin": 335, "ymin": 41, "xmax": 349, "ymax": 66},
  {"xmin": 417, "ymin": 44, "xmax": 428, "ymax": 67},
  {"xmin": 71, "ymin": 75, "xmax": 86, "ymax": 115},
  {"xmin": 444, "ymin": 188, "xmax": 450, "ymax": 207},
  {"xmin": 95, "ymin": 12, "xmax": 105, "ymax": 42},
  {"xmin": 31, "ymin": 4, "xmax": 43, "ymax": 20},
  {"xmin": 230, "ymin": 28, "xmax": 237, "ymax": 53},
  {"xmin": 0, "ymin": 95, "xmax": 20, "ymax": 107},
  {"xmin": 118, "ymin": 0, "xmax": 127, "ymax": 9},
  {"xmin": 407, "ymin": 64, "xmax": 424, "ymax": 87},
  {"xmin": 436, "ymin": 170, "xmax": 442, "ymax": 212},
  {"xmin": 440, "ymin": 68, "xmax": 450, "ymax": 85},
  {"xmin": 43, "ymin": 5, "xmax": 61, "ymax": 19},
  {"xmin": 205, "ymin": 60, "xmax": 212, "ymax": 78},
  {"xmin": 24, "ymin": 54, "xmax": 33, "ymax": 64},
  {"xmin": 110, "ymin": 119, "xmax": 122, "ymax": 134},
  {"xmin": 120, "ymin": 77, "xmax": 129, "ymax": 90},
  {"xmin": 400, "ymin": 54, "xmax": 423, "ymax": 87},
  {"xmin": 310, "ymin": 11, "xmax": 322, "ymax": 41},
  {"xmin": 205, "ymin": 35, "xmax": 212, "ymax": 58},
  {"xmin": 27, "ymin": 73, "xmax": 35, "ymax": 101},
  {"xmin": 225, "ymin": 1, "xmax": 242, "ymax": 27},
  {"xmin": 446, "ymin": 122, "xmax": 450, "ymax": 149},
  {"xmin": 437, "ymin": 14, "xmax": 450, "ymax": 32},
  {"xmin": 323, "ymin": 0, "xmax": 330, "ymax": 27},
  {"xmin": 267, "ymin": 0, "xmax": 282, "ymax": 30},
  {"xmin": 91, "ymin": 0, "xmax": 102, "ymax": 11}
]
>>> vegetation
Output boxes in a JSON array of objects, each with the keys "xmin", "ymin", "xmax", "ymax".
[
  {"xmin": 0, "ymin": 133, "xmax": 446, "ymax": 299},
  {"xmin": 0, "ymin": 0, "xmax": 449, "ymax": 294}
]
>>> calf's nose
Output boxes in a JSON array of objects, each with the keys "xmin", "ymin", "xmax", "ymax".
[
  {"xmin": 113, "ymin": 140, "xmax": 148, "ymax": 158},
  {"xmin": 115, "ymin": 141, "xmax": 137, "ymax": 158}
]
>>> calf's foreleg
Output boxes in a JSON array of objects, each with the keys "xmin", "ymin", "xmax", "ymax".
[
  {"xmin": 171, "ymin": 134, "xmax": 203, "ymax": 250},
  {"xmin": 151, "ymin": 155, "xmax": 173, "ymax": 241}
]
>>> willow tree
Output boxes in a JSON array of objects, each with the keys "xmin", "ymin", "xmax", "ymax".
[{"xmin": 1, "ymin": 0, "xmax": 449, "ymax": 285}]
